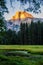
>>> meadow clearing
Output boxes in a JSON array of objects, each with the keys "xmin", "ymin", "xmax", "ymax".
[
  {"xmin": 0, "ymin": 45, "xmax": 43, "ymax": 52},
  {"xmin": 0, "ymin": 45, "xmax": 43, "ymax": 65}
]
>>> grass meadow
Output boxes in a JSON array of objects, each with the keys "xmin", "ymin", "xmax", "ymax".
[{"xmin": 0, "ymin": 45, "xmax": 43, "ymax": 65}]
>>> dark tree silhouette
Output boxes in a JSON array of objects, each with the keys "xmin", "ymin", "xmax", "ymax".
[{"xmin": 0, "ymin": 0, "xmax": 8, "ymax": 44}]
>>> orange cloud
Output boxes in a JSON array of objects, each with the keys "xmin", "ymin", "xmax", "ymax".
[{"xmin": 11, "ymin": 11, "xmax": 33, "ymax": 20}]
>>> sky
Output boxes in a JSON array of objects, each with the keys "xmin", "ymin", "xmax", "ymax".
[{"xmin": 4, "ymin": 0, "xmax": 43, "ymax": 20}]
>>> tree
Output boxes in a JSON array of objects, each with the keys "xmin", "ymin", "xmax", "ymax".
[
  {"xmin": 0, "ymin": 0, "xmax": 8, "ymax": 13},
  {"xmin": 20, "ymin": 23, "xmax": 25, "ymax": 44},
  {"xmin": 37, "ymin": 21, "xmax": 41, "ymax": 44},
  {"xmin": 0, "ymin": 0, "xmax": 8, "ymax": 44},
  {"xmin": 29, "ymin": 21, "xmax": 34, "ymax": 44},
  {"xmin": 41, "ymin": 22, "xmax": 43, "ymax": 45},
  {"xmin": 11, "ymin": 31, "xmax": 18, "ymax": 45},
  {"xmin": 25, "ymin": 23, "xmax": 29, "ymax": 44},
  {"xmin": 0, "ymin": 0, "xmax": 8, "ymax": 32}
]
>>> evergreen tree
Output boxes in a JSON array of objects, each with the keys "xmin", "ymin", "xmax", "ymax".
[
  {"xmin": 20, "ymin": 23, "xmax": 26, "ymax": 44},
  {"xmin": 0, "ymin": 0, "xmax": 8, "ymax": 32},
  {"xmin": 0, "ymin": 0, "xmax": 8, "ymax": 44},
  {"xmin": 29, "ymin": 21, "xmax": 35, "ymax": 44},
  {"xmin": 25, "ymin": 23, "xmax": 29, "ymax": 44},
  {"xmin": 37, "ymin": 21, "xmax": 41, "ymax": 44}
]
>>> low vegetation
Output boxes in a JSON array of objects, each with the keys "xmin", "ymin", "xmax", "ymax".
[
  {"xmin": 0, "ymin": 45, "xmax": 43, "ymax": 65},
  {"xmin": 0, "ymin": 49, "xmax": 43, "ymax": 65},
  {"xmin": 0, "ymin": 45, "xmax": 43, "ymax": 52}
]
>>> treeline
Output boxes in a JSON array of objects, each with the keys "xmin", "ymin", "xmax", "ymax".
[{"xmin": 0, "ymin": 21, "xmax": 43, "ymax": 45}]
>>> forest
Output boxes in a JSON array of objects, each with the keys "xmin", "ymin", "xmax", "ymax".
[
  {"xmin": 0, "ymin": 19, "xmax": 43, "ymax": 45},
  {"xmin": 0, "ymin": 0, "xmax": 43, "ymax": 45}
]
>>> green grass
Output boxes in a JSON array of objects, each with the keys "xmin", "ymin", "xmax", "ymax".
[
  {"xmin": 0, "ymin": 45, "xmax": 43, "ymax": 65},
  {"xmin": 0, "ymin": 54, "xmax": 43, "ymax": 65},
  {"xmin": 0, "ymin": 45, "xmax": 43, "ymax": 53}
]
